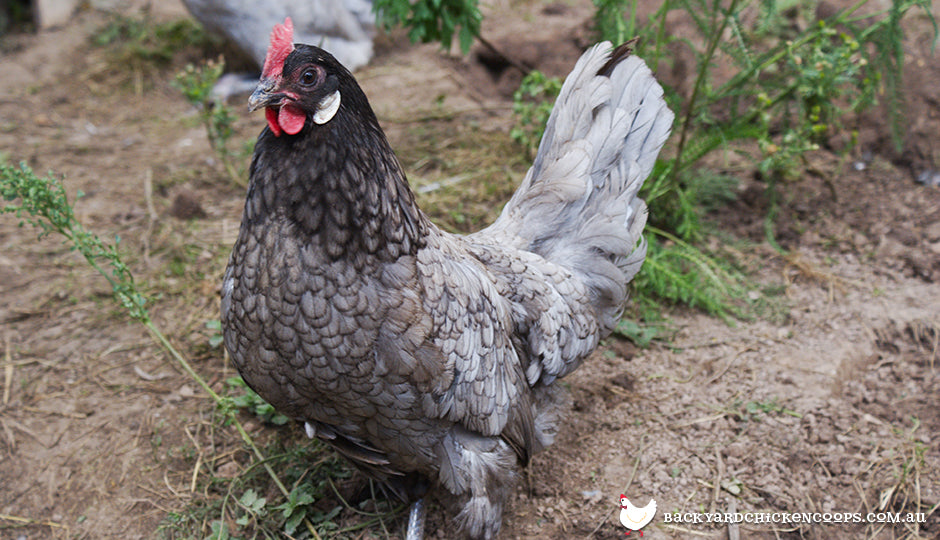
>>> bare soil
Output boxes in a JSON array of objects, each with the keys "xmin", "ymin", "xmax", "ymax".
[{"xmin": 1, "ymin": 1, "xmax": 938, "ymax": 539}]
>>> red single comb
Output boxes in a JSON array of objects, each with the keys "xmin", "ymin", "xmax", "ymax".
[{"xmin": 262, "ymin": 17, "xmax": 294, "ymax": 78}]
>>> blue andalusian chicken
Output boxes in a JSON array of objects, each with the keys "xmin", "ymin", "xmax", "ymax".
[{"xmin": 221, "ymin": 18, "xmax": 673, "ymax": 539}]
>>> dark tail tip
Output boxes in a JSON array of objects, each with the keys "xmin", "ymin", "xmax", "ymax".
[{"xmin": 597, "ymin": 38, "xmax": 639, "ymax": 77}]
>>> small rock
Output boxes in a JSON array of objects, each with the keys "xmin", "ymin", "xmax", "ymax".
[
  {"xmin": 904, "ymin": 253, "xmax": 934, "ymax": 281},
  {"xmin": 216, "ymin": 459, "xmax": 241, "ymax": 478},
  {"xmin": 875, "ymin": 237, "xmax": 906, "ymax": 259},
  {"xmin": 720, "ymin": 479, "xmax": 742, "ymax": 495},
  {"xmin": 891, "ymin": 227, "xmax": 919, "ymax": 247},
  {"xmin": 724, "ymin": 442, "xmax": 746, "ymax": 458},
  {"xmin": 582, "ymin": 490, "xmax": 603, "ymax": 503},
  {"xmin": 852, "ymin": 232, "xmax": 869, "ymax": 248},
  {"xmin": 925, "ymin": 222, "xmax": 940, "ymax": 242},
  {"xmin": 826, "ymin": 459, "xmax": 844, "ymax": 475}
]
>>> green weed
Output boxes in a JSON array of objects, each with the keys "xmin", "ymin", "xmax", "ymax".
[
  {"xmin": 374, "ymin": 0, "xmax": 482, "ymax": 53},
  {"xmin": 634, "ymin": 227, "xmax": 748, "ymax": 320},
  {"xmin": 593, "ymin": 0, "xmax": 640, "ymax": 45},
  {"xmin": 591, "ymin": 0, "xmax": 933, "ymax": 317},
  {"xmin": 731, "ymin": 397, "xmax": 802, "ymax": 422},
  {"xmin": 1, "ymin": 162, "xmax": 150, "ymax": 321},
  {"xmin": 173, "ymin": 57, "xmax": 246, "ymax": 186},
  {"xmin": 221, "ymin": 377, "xmax": 290, "ymax": 426},
  {"xmin": 510, "ymin": 70, "xmax": 562, "ymax": 158},
  {"xmin": 206, "ymin": 319, "xmax": 224, "ymax": 348},
  {"xmin": 612, "ymin": 319, "xmax": 662, "ymax": 348},
  {"xmin": 159, "ymin": 436, "xmax": 365, "ymax": 539},
  {"xmin": 625, "ymin": 0, "xmax": 934, "ymax": 245}
]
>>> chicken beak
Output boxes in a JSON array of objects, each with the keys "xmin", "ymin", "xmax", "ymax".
[{"xmin": 248, "ymin": 78, "xmax": 279, "ymax": 112}]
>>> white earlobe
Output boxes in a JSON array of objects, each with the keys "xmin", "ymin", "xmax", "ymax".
[{"xmin": 313, "ymin": 90, "xmax": 341, "ymax": 124}]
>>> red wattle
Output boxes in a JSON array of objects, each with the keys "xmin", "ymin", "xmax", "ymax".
[{"xmin": 278, "ymin": 104, "xmax": 306, "ymax": 135}]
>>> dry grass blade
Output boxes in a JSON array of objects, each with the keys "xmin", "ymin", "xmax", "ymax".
[
  {"xmin": 783, "ymin": 252, "xmax": 848, "ymax": 299},
  {"xmin": 0, "ymin": 513, "xmax": 68, "ymax": 531},
  {"xmin": 703, "ymin": 345, "xmax": 756, "ymax": 385},
  {"xmin": 2, "ymin": 337, "xmax": 11, "ymax": 405},
  {"xmin": 20, "ymin": 406, "xmax": 89, "ymax": 419}
]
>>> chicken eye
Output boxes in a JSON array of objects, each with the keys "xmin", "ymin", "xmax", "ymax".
[{"xmin": 301, "ymin": 69, "xmax": 319, "ymax": 86}]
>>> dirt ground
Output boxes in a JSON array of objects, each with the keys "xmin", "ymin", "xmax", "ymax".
[{"xmin": 1, "ymin": 0, "xmax": 938, "ymax": 539}]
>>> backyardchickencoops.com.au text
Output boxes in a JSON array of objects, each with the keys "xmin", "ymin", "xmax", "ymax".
[{"xmin": 664, "ymin": 511, "xmax": 927, "ymax": 525}]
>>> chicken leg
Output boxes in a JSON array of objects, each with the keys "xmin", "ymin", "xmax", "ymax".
[{"xmin": 406, "ymin": 498, "xmax": 426, "ymax": 540}]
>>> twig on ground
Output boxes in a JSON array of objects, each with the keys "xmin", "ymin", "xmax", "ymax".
[
  {"xmin": 703, "ymin": 345, "xmax": 757, "ymax": 385},
  {"xmin": 711, "ymin": 446, "xmax": 724, "ymax": 514},
  {"xmin": 782, "ymin": 252, "xmax": 848, "ymax": 299},
  {"xmin": 0, "ymin": 513, "xmax": 69, "ymax": 531}
]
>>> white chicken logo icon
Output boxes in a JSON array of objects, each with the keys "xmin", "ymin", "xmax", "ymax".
[{"xmin": 619, "ymin": 494, "xmax": 656, "ymax": 536}]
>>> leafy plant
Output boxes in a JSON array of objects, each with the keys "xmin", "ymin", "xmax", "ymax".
[
  {"xmin": 593, "ymin": 0, "xmax": 639, "ymax": 45},
  {"xmin": 235, "ymin": 489, "xmax": 267, "ymax": 528},
  {"xmin": 206, "ymin": 319, "xmax": 224, "ymax": 348},
  {"xmin": 612, "ymin": 319, "xmax": 661, "ymax": 348},
  {"xmin": 174, "ymin": 57, "xmax": 245, "ymax": 186},
  {"xmin": 272, "ymin": 484, "xmax": 339, "ymax": 535},
  {"xmin": 1, "ymin": 163, "xmax": 150, "ymax": 321},
  {"xmin": 737, "ymin": 397, "xmax": 802, "ymax": 421},
  {"xmin": 222, "ymin": 377, "xmax": 290, "ymax": 426},
  {"xmin": 510, "ymin": 70, "xmax": 562, "ymax": 158},
  {"xmin": 629, "ymin": 0, "xmax": 934, "ymax": 245},
  {"xmin": 634, "ymin": 227, "xmax": 747, "ymax": 320},
  {"xmin": 159, "ymin": 435, "xmax": 366, "ymax": 539},
  {"xmin": 585, "ymin": 0, "xmax": 935, "ymax": 317},
  {"xmin": 374, "ymin": 0, "xmax": 482, "ymax": 53}
]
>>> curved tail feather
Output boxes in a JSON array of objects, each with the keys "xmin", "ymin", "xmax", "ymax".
[{"xmin": 475, "ymin": 42, "xmax": 674, "ymax": 332}]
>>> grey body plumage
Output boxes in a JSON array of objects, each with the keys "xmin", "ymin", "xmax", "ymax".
[{"xmin": 222, "ymin": 39, "xmax": 673, "ymax": 539}]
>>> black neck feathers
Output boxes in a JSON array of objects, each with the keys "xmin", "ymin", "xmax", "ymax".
[{"xmin": 245, "ymin": 103, "xmax": 428, "ymax": 265}]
